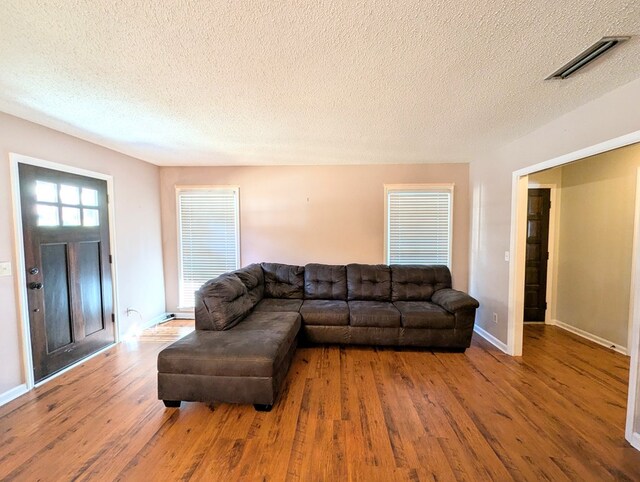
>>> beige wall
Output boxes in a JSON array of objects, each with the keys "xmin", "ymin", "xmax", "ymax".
[
  {"xmin": 469, "ymin": 76, "xmax": 640, "ymax": 345},
  {"xmin": 0, "ymin": 113, "xmax": 166, "ymax": 396},
  {"xmin": 529, "ymin": 168, "xmax": 562, "ymax": 187},
  {"xmin": 160, "ymin": 164, "xmax": 470, "ymax": 312},
  {"xmin": 554, "ymin": 145, "xmax": 640, "ymax": 347}
]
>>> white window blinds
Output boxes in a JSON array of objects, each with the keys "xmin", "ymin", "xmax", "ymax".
[
  {"xmin": 386, "ymin": 186, "xmax": 452, "ymax": 266},
  {"xmin": 177, "ymin": 187, "xmax": 240, "ymax": 308}
]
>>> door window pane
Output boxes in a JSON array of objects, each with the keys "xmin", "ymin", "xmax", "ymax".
[
  {"xmin": 60, "ymin": 185, "xmax": 80, "ymax": 205},
  {"xmin": 62, "ymin": 207, "xmax": 81, "ymax": 226},
  {"xmin": 83, "ymin": 208, "xmax": 100, "ymax": 227},
  {"xmin": 37, "ymin": 204, "xmax": 60, "ymax": 226},
  {"xmin": 81, "ymin": 188, "xmax": 99, "ymax": 206},
  {"xmin": 36, "ymin": 181, "xmax": 58, "ymax": 203}
]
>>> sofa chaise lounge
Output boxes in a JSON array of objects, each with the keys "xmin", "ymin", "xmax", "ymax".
[{"xmin": 157, "ymin": 262, "xmax": 479, "ymax": 411}]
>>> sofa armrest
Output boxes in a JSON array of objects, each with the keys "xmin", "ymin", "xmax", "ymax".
[{"xmin": 431, "ymin": 289, "xmax": 479, "ymax": 314}]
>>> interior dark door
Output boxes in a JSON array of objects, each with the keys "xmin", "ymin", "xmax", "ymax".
[
  {"xmin": 524, "ymin": 188, "xmax": 551, "ymax": 322},
  {"xmin": 19, "ymin": 164, "xmax": 114, "ymax": 382}
]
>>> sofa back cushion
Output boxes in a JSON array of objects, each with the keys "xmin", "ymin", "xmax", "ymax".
[
  {"xmin": 304, "ymin": 264, "xmax": 347, "ymax": 300},
  {"xmin": 194, "ymin": 273, "xmax": 254, "ymax": 330},
  {"xmin": 233, "ymin": 263, "xmax": 264, "ymax": 305},
  {"xmin": 390, "ymin": 265, "xmax": 452, "ymax": 301},
  {"xmin": 346, "ymin": 264, "xmax": 391, "ymax": 301},
  {"xmin": 261, "ymin": 262, "xmax": 305, "ymax": 299}
]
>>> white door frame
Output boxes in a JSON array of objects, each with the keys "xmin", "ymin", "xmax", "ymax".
[
  {"xmin": 9, "ymin": 153, "xmax": 120, "ymax": 390},
  {"xmin": 526, "ymin": 182, "xmax": 559, "ymax": 325},
  {"xmin": 626, "ymin": 167, "xmax": 640, "ymax": 450},
  {"xmin": 506, "ymin": 130, "xmax": 640, "ymax": 450}
]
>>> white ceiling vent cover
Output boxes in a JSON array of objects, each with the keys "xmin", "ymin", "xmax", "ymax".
[{"xmin": 546, "ymin": 36, "xmax": 630, "ymax": 80}]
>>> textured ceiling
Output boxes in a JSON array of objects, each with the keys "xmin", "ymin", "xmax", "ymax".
[{"xmin": 1, "ymin": 1, "xmax": 639, "ymax": 166}]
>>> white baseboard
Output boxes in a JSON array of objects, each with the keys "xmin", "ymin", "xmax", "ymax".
[
  {"xmin": 474, "ymin": 325, "xmax": 509, "ymax": 353},
  {"xmin": 629, "ymin": 431, "xmax": 640, "ymax": 451},
  {"xmin": 0, "ymin": 383, "xmax": 28, "ymax": 407},
  {"xmin": 553, "ymin": 319, "xmax": 628, "ymax": 356},
  {"xmin": 172, "ymin": 311, "xmax": 194, "ymax": 320},
  {"xmin": 147, "ymin": 312, "xmax": 173, "ymax": 327}
]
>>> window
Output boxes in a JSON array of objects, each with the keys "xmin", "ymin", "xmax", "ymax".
[
  {"xmin": 35, "ymin": 180, "xmax": 100, "ymax": 227},
  {"xmin": 385, "ymin": 184, "xmax": 453, "ymax": 266},
  {"xmin": 177, "ymin": 187, "xmax": 240, "ymax": 308}
]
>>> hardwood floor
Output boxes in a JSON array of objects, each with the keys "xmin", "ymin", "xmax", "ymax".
[{"xmin": 1, "ymin": 321, "xmax": 639, "ymax": 481}]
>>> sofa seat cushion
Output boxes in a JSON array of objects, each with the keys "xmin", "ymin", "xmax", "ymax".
[
  {"xmin": 254, "ymin": 298, "xmax": 303, "ymax": 312},
  {"xmin": 158, "ymin": 311, "xmax": 301, "ymax": 378},
  {"xmin": 348, "ymin": 301, "xmax": 401, "ymax": 328},
  {"xmin": 300, "ymin": 300, "xmax": 349, "ymax": 326},
  {"xmin": 394, "ymin": 301, "xmax": 455, "ymax": 329}
]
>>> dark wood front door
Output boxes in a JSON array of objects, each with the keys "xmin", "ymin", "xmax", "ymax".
[
  {"xmin": 524, "ymin": 188, "xmax": 551, "ymax": 322},
  {"xmin": 19, "ymin": 164, "xmax": 115, "ymax": 382}
]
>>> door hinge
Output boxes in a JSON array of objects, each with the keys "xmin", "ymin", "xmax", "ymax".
[
  {"xmin": 111, "ymin": 313, "xmax": 115, "ymax": 323},
  {"xmin": 109, "ymin": 254, "xmax": 113, "ymax": 264}
]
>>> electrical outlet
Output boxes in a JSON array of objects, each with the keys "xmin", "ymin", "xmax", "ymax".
[
  {"xmin": 504, "ymin": 251, "xmax": 510, "ymax": 262},
  {"xmin": 0, "ymin": 262, "xmax": 11, "ymax": 277},
  {"xmin": 492, "ymin": 312, "xmax": 498, "ymax": 323}
]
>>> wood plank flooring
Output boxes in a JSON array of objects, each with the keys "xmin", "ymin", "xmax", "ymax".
[{"xmin": 1, "ymin": 321, "xmax": 639, "ymax": 481}]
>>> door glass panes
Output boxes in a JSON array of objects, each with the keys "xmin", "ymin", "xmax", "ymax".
[
  {"xmin": 34, "ymin": 180, "xmax": 101, "ymax": 228},
  {"xmin": 37, "ymin": 204, "xmax": 60, "ymax": 226},
  {"xmin": 62, "ymin": 207, "xmax": 81, "ymax": 226},
  {"xmin": 60, "ymin": 185, "xmax": 80, "ymax": 205},
  {"xmin": 36, "ymin": 181, "xmax": 58, "ymax": 203},
  {"xmin": 81, "ymin": 188, "xmax": 99, "ymax": 206},
  {"xmin": 83, "ymin": 208, "xmax": 100, "ymax": 227}
]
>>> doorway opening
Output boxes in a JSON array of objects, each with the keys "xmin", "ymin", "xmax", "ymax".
[
  {"xmin": 506, "ymin": 135, "xmax": 640, "ymax": 451},
  {"xmin": 523, "ymin": 188, "xmax": 551, "ymax": 323}
]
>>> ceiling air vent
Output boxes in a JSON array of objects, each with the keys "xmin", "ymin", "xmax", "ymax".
[{"xmin": 546, "ymin": 36, "xmax": 630, "ymax": 80}]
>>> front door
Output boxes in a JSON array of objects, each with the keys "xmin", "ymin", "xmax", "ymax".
[
  {"xmin": 524, "ymin": 188, "xmax": 551, "ymax": 322},
  {"xmin": 19, "ymin": 164, "xmax": 115, "ymax": 383}
]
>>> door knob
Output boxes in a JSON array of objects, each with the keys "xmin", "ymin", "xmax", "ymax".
[{"xmin": 29, "ymin": 282, "xmax": 43, "ymax": 290}]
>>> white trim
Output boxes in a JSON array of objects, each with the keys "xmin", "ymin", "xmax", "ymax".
[
  {"xmin": 383, "ymin": 183, "xmax": 455, "ymax": 268},
  {"xmin": 553, "ymin": 319, "xmax": 628, "ymax": 355},
  {"xmin": 507, "ymin": 173, "xmax": 528, "ymax": 356},
  {"xmin": 139, "ymin": 312, "xmax": 174, "ymax": 330},
  {"xmin": 172, "ymin": 311, "xmax": 195, "ymax": 319},
  {"xmin": 122, "ymin": 311, "xmax": 175, "ymax": 339},
  {"xmin": 630, "ymin": 432, "xmax": 640, "ymax": 452},
  {"xmin": 626, "ymin": 167, "xmax": 640, "ymax": 448},
  {"xmin": 512, "ymin": 131, "xmax": 640, "ymax": 179},
  {"xmin": 0, "ymin": 383, "xmax": 29, "ymax": 407},
  {"xmin": 9, "ymin": 153, "xmax": 120, "ymax": 391},
  {"xmin": 526, "ymin": 183, "xmax": 559, "ymax": 325},
  {"xmin": 34, "ymin": 343, "xmax": 116, "ymax": 387},
  {"xmin": 9, "ymin": 159, "xmax": 35, "ymax": 388},
  {"xmin": 473, "ymin": 325, "xmax": 509, "ymax": 353}
]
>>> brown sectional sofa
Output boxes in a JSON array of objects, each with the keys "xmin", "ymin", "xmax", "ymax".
[{"xmin": 157, "ymin": 262, "xmax": 479, "ymax": 411}]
